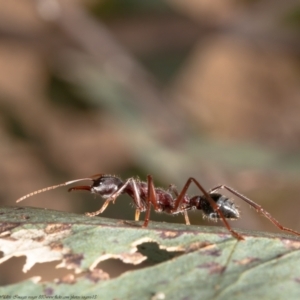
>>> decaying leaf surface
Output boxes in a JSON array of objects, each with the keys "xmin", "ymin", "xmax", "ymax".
[{"xmin": 1, "ymin": 206, "xmax": 300, "ymax": 299}]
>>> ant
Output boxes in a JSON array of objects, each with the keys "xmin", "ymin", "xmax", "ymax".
[{"xmin": 16, "ymin": 174, "xmax": 300, "ymax": 241}]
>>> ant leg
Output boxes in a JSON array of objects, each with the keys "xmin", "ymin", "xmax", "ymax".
[
  {"xmin": 208, "ymin": 185, "xmax": 226, "ymax": 193},
  {"xmin": 86, "ymin": 178, "xmax": 143, "ymax": 217},
  {"xmin": 142, "ymin": 175, "xmax": 160, "ymax": 227},
  {"xmin": 184, "ymin": 211, "xmax": 191, "ymax": 225},
  {"xmin": 143, "ymin": 205, "xmax": 151, "ymax": 227},
  {"xmin": 86, "ymin": 198, "xmax": 111, "ymax": 217},
  {"xmin": 209, "ymin": 185, "xmax": 300, "ymax": 237},
  {"xmin": 172, "ymin": 178, "xmax": 244, "ymax": 241},
  {"xmin": 135, "ymin": 209, "xmax": 140, "ymax": 221},
  {"xmin": 168, "ymin": 184, "xmax": 191, "ymax": 225}
]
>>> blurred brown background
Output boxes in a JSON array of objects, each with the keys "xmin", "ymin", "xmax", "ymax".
[{"xmin": 1, "ymin": 0, "xmax": 300, "ymax": 285}]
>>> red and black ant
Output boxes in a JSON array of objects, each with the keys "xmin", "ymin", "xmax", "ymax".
[{"xmin": 16, "ymin": 174, "xmax": 300, "ymax": 240}]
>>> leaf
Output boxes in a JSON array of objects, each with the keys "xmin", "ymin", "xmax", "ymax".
[{"xmin": 1, "ymin": 206, "xmax": 300, "ymax": 299}]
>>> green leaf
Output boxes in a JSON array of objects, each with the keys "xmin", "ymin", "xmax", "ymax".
[{"xmin": 1, "ymin": 206, "xmax": 300, "ymax": 299}]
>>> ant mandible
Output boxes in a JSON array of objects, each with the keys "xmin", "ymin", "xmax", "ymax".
[{"xmin": 16, "ymin": 174, "xmax": 300, "ymax": 241}]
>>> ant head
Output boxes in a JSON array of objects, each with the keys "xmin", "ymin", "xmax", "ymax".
[
  {"xmin": 90, "ymin": 174, "xmax": 124, "ymax": 199},
  {"xmin": 191, "ymin": 193, "xmax": 240, "ymax": 220},
  {"xmin": 16, "ymin": 174, "xmax": 125, "ymax": 203}
]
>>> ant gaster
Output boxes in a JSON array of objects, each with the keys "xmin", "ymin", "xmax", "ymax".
[{"xmin": 16, "ymin": 174, "xmax": 300, "ymax": 241}]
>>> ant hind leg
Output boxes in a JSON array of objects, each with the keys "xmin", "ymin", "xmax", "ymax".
[{"xmin": 209, "ymin": 184, "xmax": 300, "ymax": 237}]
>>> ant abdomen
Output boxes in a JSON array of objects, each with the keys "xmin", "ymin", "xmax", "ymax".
[{"xmin": 191, "ymin": 193, "xmax": 240, "ymax": 220}]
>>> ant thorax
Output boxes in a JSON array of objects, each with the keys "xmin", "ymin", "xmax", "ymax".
[{"xmin": 154, "ymin": 188, "xmax": 175, "ymax": 213}]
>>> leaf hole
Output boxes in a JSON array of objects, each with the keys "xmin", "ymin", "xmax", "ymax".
[
  {"xmin": 96, "ymin": 242, "xmax": 184, "ymax": 278},
  {"xmin": 0, "ymin": 256, "xmax": 27, "ymax": 285},
  {"xmin": 96, "ymin": 258, "xmax": 155, "ymax": 278},
  {"xmin": 0, "ymin": 256, "xmax": 76, "ymax": 285},
  {"xmin": 26, "ymin": 261, "xmax": 75, "ymax": 282},
  {"xmin": 136, "ymin": 241, "xmax": 184, "ymax": 263}
]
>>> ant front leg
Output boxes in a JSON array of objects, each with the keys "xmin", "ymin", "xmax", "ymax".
[
  {"xmin": 85, "ymin": 196, "xmax": 116, "ymax": 217},
  {"xmin": 209, "ymin": 185, "xmax": 300, "ymax": 237},
  {"xmin": 172, "ymin": 178, "xmax": 244, "ymax": 241}
]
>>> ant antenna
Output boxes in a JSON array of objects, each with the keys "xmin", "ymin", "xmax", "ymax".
[{"xmin": 16, "ymin": 177, "xmax": 93, "ymax": 203}]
